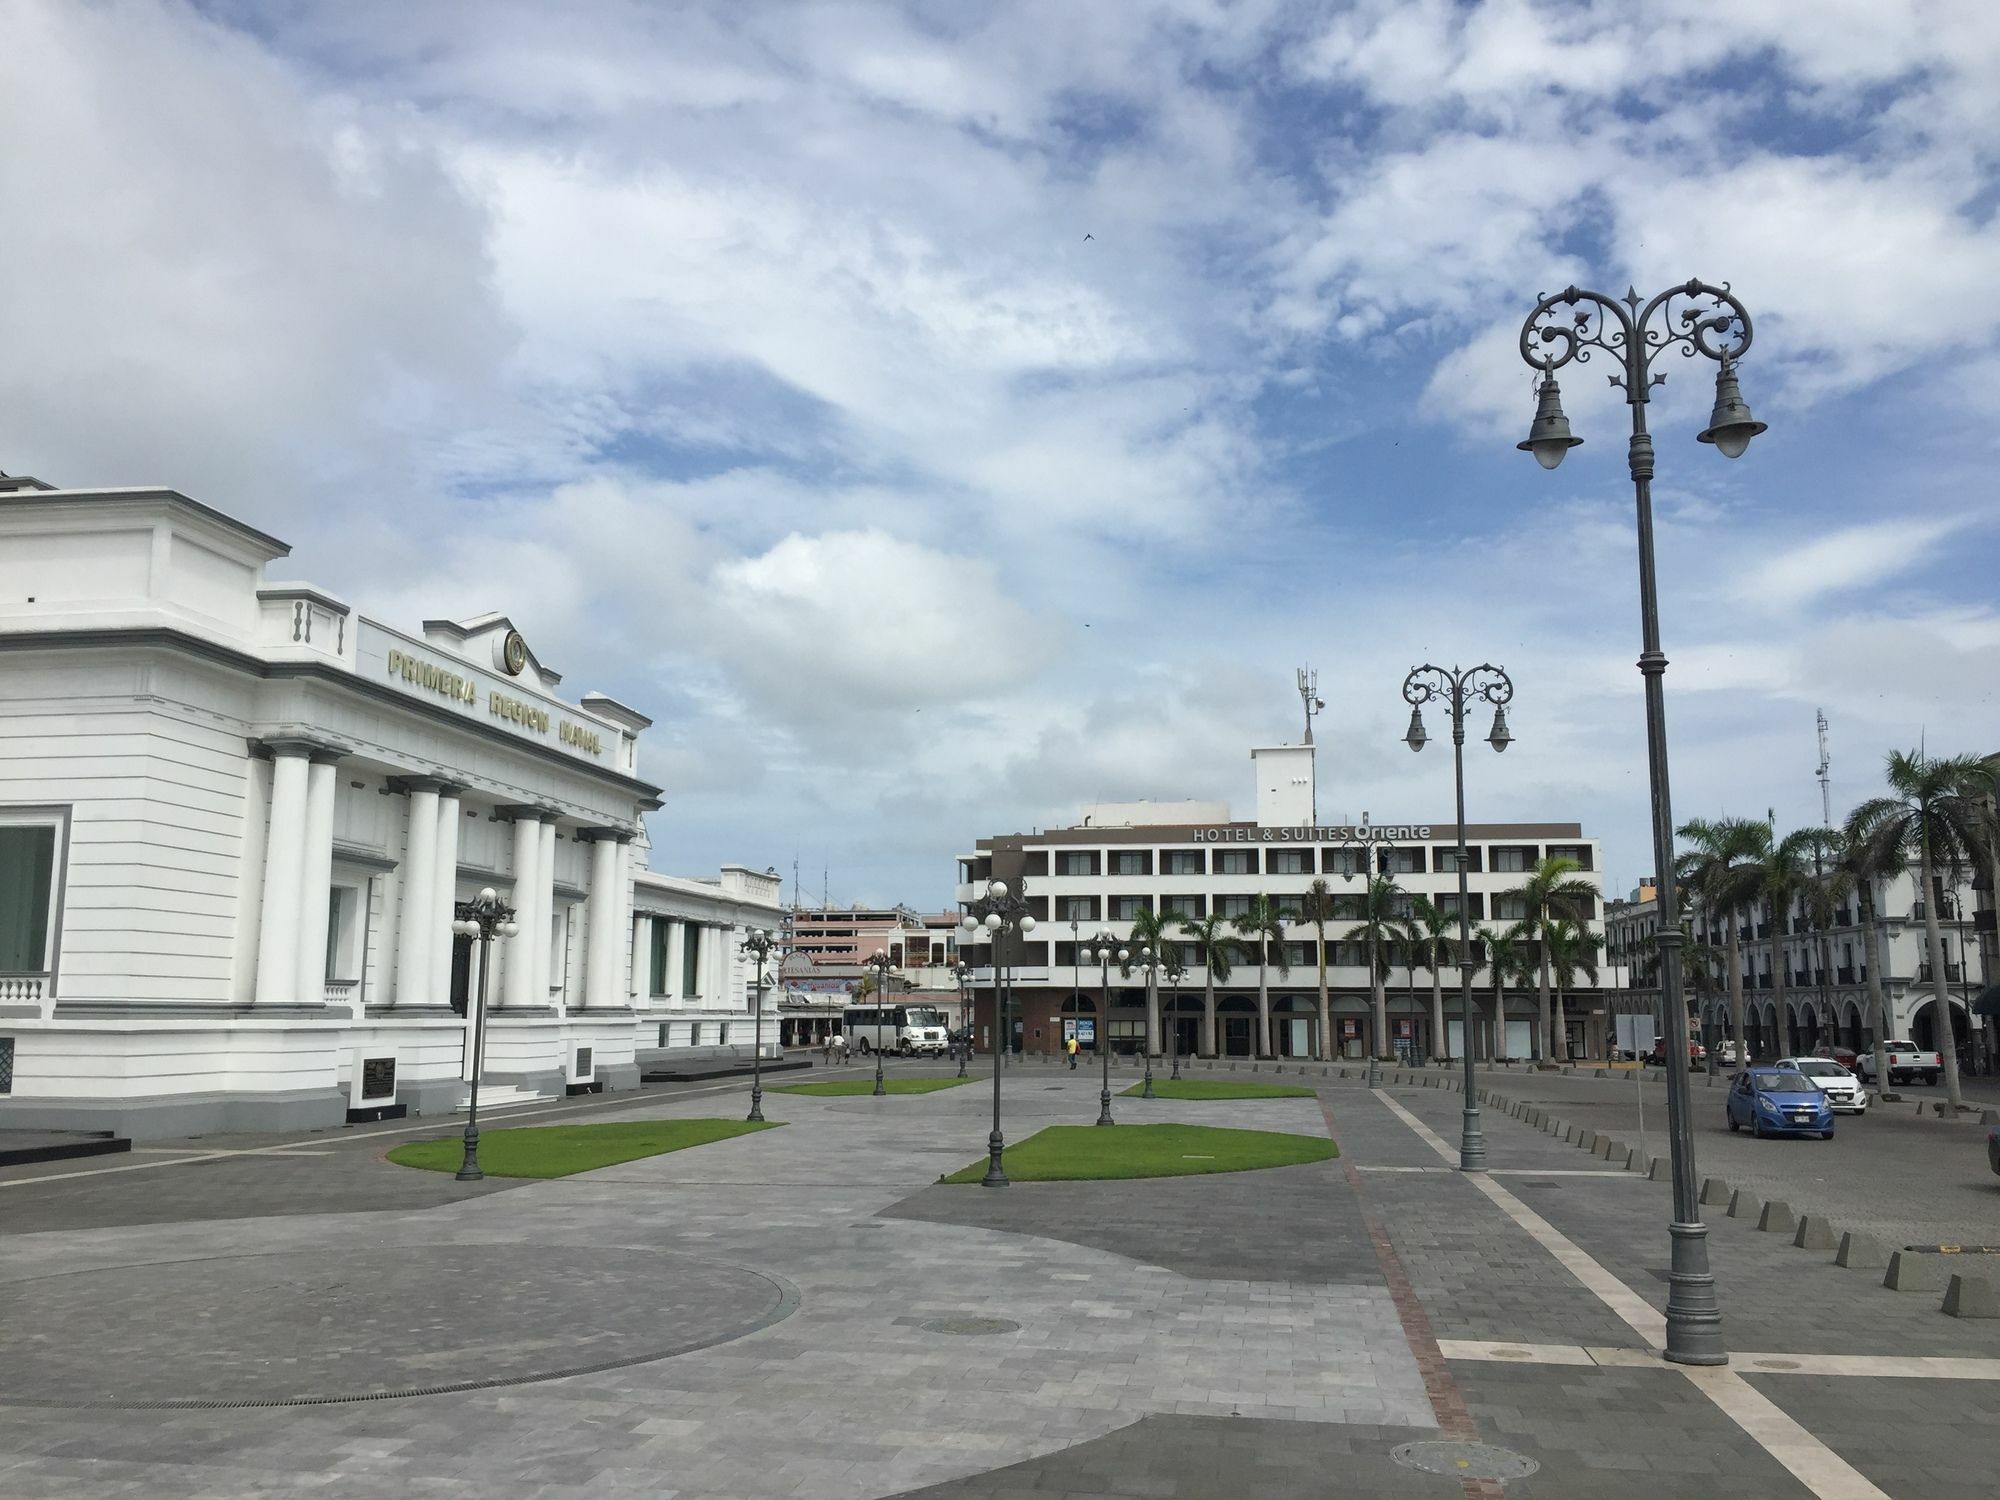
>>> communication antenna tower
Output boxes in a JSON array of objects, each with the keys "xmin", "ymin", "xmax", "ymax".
[
  {"xmin": 1296, "ymin": 666, "xmax": 1323, "ymax": 746},
  {"xmin": 1814, "ymin": 709, "xmax": 1832, "ymax": 828}
]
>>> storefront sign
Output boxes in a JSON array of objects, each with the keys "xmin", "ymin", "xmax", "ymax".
[{"xmin": 1190, "ymin": 823, "xmax": 1432, "ymax": 843}]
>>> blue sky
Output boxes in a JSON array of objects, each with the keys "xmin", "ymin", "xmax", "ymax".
[{"xmin": 3, "ymin": 0, "xmax": 1997, "ymax": 906}]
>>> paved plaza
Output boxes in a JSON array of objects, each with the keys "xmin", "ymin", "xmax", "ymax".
[{"xmin": 3, "ymin": 1060, "xmax": 2000, "ymax": 1498}]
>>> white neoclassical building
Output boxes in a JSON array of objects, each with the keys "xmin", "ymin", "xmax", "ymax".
[{"xmin": 0, "ymin": 473, "xmax": 780, "ymax": 1137}]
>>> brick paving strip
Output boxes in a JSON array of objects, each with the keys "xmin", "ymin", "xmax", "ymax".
[
  {"xmin": 1319, "ymin": 1098, "xmax": 1507, "ymax": 1500},
  {"xmin": 1370, "ymin": 1087, "xmax": 1893, "ymax": 1500}
]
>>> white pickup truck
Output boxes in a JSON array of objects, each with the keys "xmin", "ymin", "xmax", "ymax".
[{"xmin": 1852, "ymin": 1039, "xmax": 1942, "ymax": 1087}]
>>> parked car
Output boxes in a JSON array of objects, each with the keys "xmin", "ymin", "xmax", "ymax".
[
  {"xmin": 1851, "ymin": 1040, "xmax": 1942, "ymax": 1087},
  {"xmin": 1726, "ymin": 1066, "xmax": 1836, "ymax": 1139},
  {"xmin": 1776, "ymin": 1056, "xmax": 1868, "ymax": 1113},
  {"xmin": 1647, "ymin": 1037, "xmax": 1706, "ymax": 1066},
  {"xmin": 1713, "ymin": 1040, "xmax": 1742, "ymax": 1066},
  {"xmin": 1812, "ymin": 1043, "xmax": 1859, "ymax": 1070}
]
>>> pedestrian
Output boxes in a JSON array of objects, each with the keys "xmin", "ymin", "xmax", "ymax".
[{"xmin": 1066, "ymin": 1033, "xmax": 1079, "ymax": 1069}]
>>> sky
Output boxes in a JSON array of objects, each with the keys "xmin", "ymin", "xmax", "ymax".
[{"xmin": 3, "ymin": 0, "xmax": 1997, "ymax": 908}]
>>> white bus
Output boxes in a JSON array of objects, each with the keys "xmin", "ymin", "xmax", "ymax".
[{"xmin": 840, "ymin": 1003, "xmax": 950, "ymax": 1057}]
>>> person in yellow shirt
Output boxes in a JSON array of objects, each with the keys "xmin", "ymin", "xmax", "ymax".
[{"xmin": 1066, "ymin": 1033, "xmax": 1079, "ymax": 1069}]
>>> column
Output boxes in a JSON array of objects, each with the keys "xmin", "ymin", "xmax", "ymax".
[
  {"xmin": 502, "ymin": 811, "xmax": 541, "ymax": 1008},
  {"xmin": 537, "ymin": 817, "xmax": 559, "ymax": 1004},
  {"xmin": 665, "ymin": 919, "xmax": 685, "ymax": 1004},
  {"xmin": 394, "ymin": 779, "xmax": 440, "ymax": 1006},
  {"xmin": 583, "ymin": 833, "xmax": 620, "ymax": 1009},
  {"xmin": 253, "ymin": 744, "xmax": 312, "ymax": 1006},
  {"xmin": 292, "ymin": 749, "xmax": 341, "ymax": 1007},
  {"xmin": 427, "ymin": 786, "xmax": 464, "ymax": 1008}
]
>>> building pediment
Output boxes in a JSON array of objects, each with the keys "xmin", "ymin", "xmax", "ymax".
[{"xmin": 421, "ymin": 612, "xmax": 563, "ymax": 693}]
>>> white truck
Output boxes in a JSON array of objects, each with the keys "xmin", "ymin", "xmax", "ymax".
[{"xmin": 1852, "ymin": 1039, "xmax": 1942, "ymax": 1087}]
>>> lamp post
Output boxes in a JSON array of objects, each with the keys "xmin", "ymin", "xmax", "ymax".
[
  {"xmin": 1335, "ymin": 822, "xmax": 1398, "ymax": 1088},
  {"xmin": 1137, "ymin": 946, "xmax": 1159, "ymax": 1098},
  {"xmin": 450, "ymin": 887, "xmax": 519, "ymax": 1182},
  {"xmin": 741, "ymin": 928, "xmax": 779, "ymax": 1122},
  {"xmin": 961, "ymin": 879, "xmax": 1035, "ymax": 1187},
  {"xmin": 1090, "ymin": 932, "xmax": 1125, "ymax": 1125},
  {"xmin": 1517, "ymin": 280, "xmax": 1764, "ymax": 1368},
  {"xmin": 1402, "ymin": 663, "xmax": 1514, "ymax": 1174},
  {"xmin": 861, "ymin": 950, "xmax": 898, "ymax": 1096},
  {"xmin": 1164, "ymin": 948, "xmax": 1187, "ymax": 1080},
  {"xmin": 950, "ymin": 959, "xmax": 974, "ymax": 1077}
]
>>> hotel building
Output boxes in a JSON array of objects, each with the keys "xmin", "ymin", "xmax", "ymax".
[
  {"xmin": 956, "ymin": 742, "xmax": 1606, "ymax": 1060},
  {"xmin": 0, "ymin": 473, "xmax": 779, "ymax": 1137}
]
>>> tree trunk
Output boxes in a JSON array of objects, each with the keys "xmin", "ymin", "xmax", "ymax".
[
  {"xmin": 1316, "ymin": 931, "xmax": 1331, "ymax": 1062},
  {"xmin": 1430, "ymin": 960, "xmax": 1446, "ymax": 1063},
  {"xmin": 1727, "ymin": 923, "xmax": 1746, "ymax": 1071},
  {"xmin": 1922, "ymin": 848, "xmax": 1966, "ymax": 1110},
  {"xmin": 1861, "ymin": 881, "xmax": 1893, "ymax": 1097},
  {"xmin": 1202, "ymin": 968, "xmax": 1216, "ymax": 1059},
  {"xmin": 1371, "ymin": 936, "xmax": 1389, "ymax": 1060},
  {"xmin": 1553, "ymin": 987, "xmax": 1568, "ymax": 1062},
  {"xmin": 1537, "ymin": 948, "xmax": 1553, "ymax": 1064},
  {"xmin": 1256, "ymin": 950, "xmax": 1271, "ymax": 1060},
  {"xmin": 1145, "ymin": 970, "xmax": 1160, "ymax": 1058},
  {"xmin": 1493, "ymin": 975, "xmax": 1507, "ymax": 1062},
  {"xmin": 1770, "ymin": 896, "xmax": 1793, "ymax": 1059}
]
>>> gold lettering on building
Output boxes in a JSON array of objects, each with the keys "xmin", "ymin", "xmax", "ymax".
[
  {"xmin": 385, "ymin": 648, "xmax": 477, "ymax": 704},
  {"xmin": 381, "ymin": 645, "xmax": 604, "ymax": 757}
]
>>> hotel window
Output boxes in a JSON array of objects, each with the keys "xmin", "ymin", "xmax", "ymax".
[
  {"xmin": 1433, "ymin": 846, "xmax": 1482, "ymax": 873},
  {"xmin": 1109, "ymin": 895, "xmax": 1150, "ymax": 922},
  {"xmin": 0, "ymin": 816, "xmax": 62, "ymax": 980},
  {"xmin": 1216, "ymin": 850, "xmax": 1257, "ymax": 875},
  {"xmin": 1160, "ymin": 894, "xmax": 1206, "ymax": 919},
  {"xmin": 682, "ymin": 924, "xmax": 702, "ymax": 997},
  {"xmin": 1491, "ymin": 846, "xmax": 1534, "ymax": 873},
  {"xmin": 1162, "ymin": 850, "xmax": 1205, "ymax": 876},
  {"xmin": 1055, "ymin": 851, "xmax": 1100, "ymax": 877},
  {"xmin": 1058, "ymin": 896, "xmax": 1100, "ymax": 923},
  {"xmin": 1214, "ymin": 895, "xmax": 1252, "ymax": 919},
  {"xmin": 1548, "ymin": 844, "xmax": 1593, "ymax": 870},
  {"xmin": 1281, "ymin": 941, "xmax": 1313, "ymax": 967},
  {"xmin": 1386, "ymin": 848, "xmax": 1424, "ymax": 874},
  {"xmin": 1492, "ymin": 894, "xmax": 1529, "ymax": 922},
  {"xmin": 1110, "ymin": 851, "xmax": 1150, "ymax": 876},
  {"xmin": 1322, "ymin": 848, "xmax": 1360, "ymax": 877},
  {"xmin": 1269, "ymin": 849, "xmax": 1311, "ymax": 875}
]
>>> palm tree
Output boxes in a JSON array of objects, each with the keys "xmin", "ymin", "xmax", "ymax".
[
  {"xmin": 1405, "ymin": 896, "xmax": 1455, "ymax": 1062},
  {"xmin": 1176, "ymin": 912, "xmax": 1243, "ymax": 1059},
  {"xmin": 1350, "ymin": 875, "xmax": 1403, "ymax": 1061},
  {"xmin": 1505, "ymin": 855, "xmax": 1598, "ymax": 1067},
  {"xmin": 1743, "ymin": 816, "xmax": 1820, "ymax": 1058},
  {"xmin": 1676, "ymin": 817, "xmax": 1765, "ymax": 1070},
  {"xmin": 1126, "ymin": 906, "xmax": 1179, "ymax": 1057},
  {"xmin": 1478, "ymin": 922, "xmax": 1528, "ymax": 1061},
  {"xmin": 1232, "ymin": 893, "xmax": 1295, "ymax": 1059},
  {"xmin": 1544, "ymin": 915, "xmax": 1600, "ymax": 1058},
  {"xmin": 1297, "ymin": 878, "xmax": 1337, "ymax": 1061},
  {"xmin": 1793, "ymin": 826, "xmax": 1851, "ymax": 1051},
  {"xmin": 1847, "ymin": 749, "xmax": 2000, "ymax": 1111},
  {"xmin": 1677, "ymin": 918, "xmax": 1728, "ymax": 1082},
  {"xmin": 1839, "ymin": 806, "xmax": 1903, "ymax": 1097}
]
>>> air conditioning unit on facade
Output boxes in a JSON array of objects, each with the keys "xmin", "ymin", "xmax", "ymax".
[
  {"xmin": 346, "ymin": 1049, "xmax": 405, "ymax": 1123},
  {"xmin": 565, "ymin": 1041, "xmax": 601, "ymax": 1096}
]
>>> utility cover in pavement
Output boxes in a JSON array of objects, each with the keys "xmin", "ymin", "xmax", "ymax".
[{"xmin": 1391, "ymin": 1441, "xmax": 1539, "ymax": 1480}]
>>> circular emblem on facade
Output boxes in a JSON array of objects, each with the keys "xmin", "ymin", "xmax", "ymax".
[{"xmin": 498, "ymin": 629, "xmax": 529, "ymax": 676}]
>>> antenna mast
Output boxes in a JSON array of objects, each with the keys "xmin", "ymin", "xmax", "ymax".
[
  {"xmin": 1814, "ymin": 709, "xmax": 1832, "ymax": 827},
  {"xmin": 1296, "ymin": 665, "xmax": 1325, "ymax": 824}
]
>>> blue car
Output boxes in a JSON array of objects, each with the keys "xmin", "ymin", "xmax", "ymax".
[{"xmin": 1727, "ymin": 1067, "xmax": 1835, "ymax": 1139}]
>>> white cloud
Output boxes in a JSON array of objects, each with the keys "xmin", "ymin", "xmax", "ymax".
[{"xmin": 1732, "ymin": 517, "xmax": 1966, "ymax": 613}]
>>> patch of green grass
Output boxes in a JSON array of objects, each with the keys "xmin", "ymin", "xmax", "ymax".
[
  {"xmin": 1118, "ymin": 1078, "xmax": 1316, "ymax": 1100},
  {"xmin": 941, "ymin": 1123, "xmax": 1336, "ymax": 1183},
  {"xmin": 387, "ymin": 1119, "xmax": 780, "ymax": 1178},
  {"xmin": 772, "ymin": 1076, "xmax": 975, "ymax": 1097}
]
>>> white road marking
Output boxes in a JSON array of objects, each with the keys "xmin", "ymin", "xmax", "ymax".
[
  {"xmin": 1373, "ymin": 1089, "xmax": 1892, "ymax": 1500},
  {"xmin": 1440, "ymin": 1340, "xmax": 2000, "ymax": 1380}
]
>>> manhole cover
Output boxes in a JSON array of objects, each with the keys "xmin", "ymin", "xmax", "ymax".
[
  {"xmin": 1391, "ymin": 1441, "xmax": 1539, "ymax": 1480},
  {"xmin": 921, "ymin": 1316, "xmax": 1020, "ymax": 1336}
]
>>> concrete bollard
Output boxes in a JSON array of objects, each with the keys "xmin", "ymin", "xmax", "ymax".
[
  {"xmin": 1593, "ymin": 1136, "xmax": 1619, "ymax": 1160},
  {"xmin": 1629, "ymin": 1149, "xmax": 1653, "ymax": 1176},
  {"xmin": 1981, "ymin": 1109, "xmax": 2000, "ymax": 1127},
  {"xmin": 1727, "ymin": 1188, "xmax": 1762, "ymax": 1219},
  {"xmin": 1700, "ymin": 1177, "xmax": 1731, "ymax": 1207},
  {"xmin": 1579, "ymin": 1129, "xmax": 1599, "ymax": 1151},
  {"xmin": 1835, "ymin": 1231, "xmax": 1890, "ymax": 1269},
  {"xmin": 1757, "ymin": 1200, "xmax": 1797, "ymax": 1235},
  {"xmin": 1942, "ymin": 1273, "xmax": 2000, "ymax": 1319},
  {"xmin": 1648, "ymin": 1155, "xmax": 1670, "ymax": 1182},
  {"xmin": 1883, "ymin": 1251, "xmax": 1941, "ymax": 1293},
  {"xmin": 1793, "ymin": 1216, "xmax": 1837, "ymax": 1252}
]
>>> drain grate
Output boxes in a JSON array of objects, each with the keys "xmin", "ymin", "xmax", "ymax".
[
  {"xmin": 1391, "ymin": 1441, "xmax": 1539, "ymax": 1480},
  {"xmin": 921, "ymin": 1316, "xmax": 1020, "ymax": 1336}
]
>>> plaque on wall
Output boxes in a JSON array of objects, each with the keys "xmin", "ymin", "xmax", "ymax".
[
  {"xmin": 360, "ymin": 1056, "xmax": 397, "ymax": 1100},
  {"xmin": 574, "ymin": 1046, "xmax": 593, "ymax": 1077}
]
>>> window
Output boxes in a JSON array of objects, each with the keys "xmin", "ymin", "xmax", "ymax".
[
  {"xmin": 1435, "ymin": 893, "xmax": 1486, "ymax": 921},
  {"xmin": 719, "ymin": 1022, "xmax": 731, "ymax": 1046},
  {"xmin": 1281, "ymin": 941, "xmax": 1314, "ymax": 967},
  {"xmin": 1058, "ymin": 896, "xmax": 1099, "ymax": 923},
  {"xmin": 1162, "ymin": 850, "xmax": 1204, "ymax": 876},
  {"xmin": 1548, "ymin": 844, "xmax": 1594, "ymax": 870},
  {"xmin": 690, "ymin": 1022, "xmax": 703, "ymax": 1046},
  {"xmin": 648, "ymin": 920, "xmax": 672, "ymax": 994},
  {"xmin": 1215, "ymin": 895, "xmax": 1252, "ymax": 919},
  {"xmin": 657, "ymin": 1023, "xmax": 669, "ymax": 1047},
  {"xmin": 1160, "ymin": 894, "xmax": 1205, "ymax": 919},
  {"xmin": 1492, "ymin": 895, "xmax": 1529, "ymax": 922},
  {"xmin": 1216, "ymin": 850, "xmax": 1257, "ymax": 875},
  {"xmin": 1434, "ymin": 846, "xmax": 1482, "ymax": 873},
  {"xmin": 1269, "ymin": 849, "xmax": 1311, "ymax": 875},
  {"xmin": 1323, "ymin": 849, "xmax": 1360, "ymax": 877},
  {"xmin": 682, "ymin": 924, "xmax": 702, "ymax": 997},
  {"xmin": 0, "ymin": 819, "xmax": 60, "ymax": 977},
  {"xmin": 1387, "ymin": 848, "xmax": 1424, "ymax": 874},
  {"xmin": 1109, "ymin": 895, "xmax": 1150, "ymax": 922},
  {"xmin": 1056, "ymin": 851, "xmax": 1099, "ymax": 876},
  {"xmin": 1492, "ymin": 846, "xmax": 1532, "ymax": 874},
  {"xmin": 1110, "ymin": 851, "xmax": 1149, "ymax": 876}
]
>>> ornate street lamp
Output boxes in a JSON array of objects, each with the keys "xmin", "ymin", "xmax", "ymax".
[
  {"xmin": 1334, "ymin": 822, "xmax": 1399, "ymax": 1088},
  {"xmin": 949, "ymin": 958, "xmax": 974, "ymax": 1077},
  {"xmin": 1403, "ymin": 663, "xmax": 1514, "ymax": 1174},
  {"xmin": 1164, "ymin": 948, "xmax": 1187, "ymax": 1080},
  {"xmin": 740, "ymin": 928, "xmax": 779, "ymax": 1122},
  {"xmin": 861, "ymin": 950, "xmax": 899, "ymax": 1097},
  {"xmin": 1517, "ymin": 279, "xmax": 1763, "ymax": 1368},
  {"xmin": 1090, "ymin": 933, "xmax": 1126, "ymax": 1125},
  {"xmin": 961, "ymin": 879, "xmax": 1035, "ymax": 1187},
  {"xmin": 450, "ymin": 887, "xmax": 519, "ymax": 1181}
]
